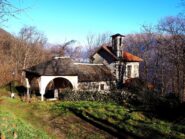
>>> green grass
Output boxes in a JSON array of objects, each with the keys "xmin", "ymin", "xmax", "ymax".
[
  {"xmin": 1, "ymin": 87, "xmax": 185, "ymax": 139},
  {"xmin": 53, "ymin": 101, "xmax": 185, "ymax": 139},
  {"xmin": 0, "ymin": 92, "xmax": 112, "ymax": 139},
  {"xmin": 0, "ymin": 109, "xmax": 50, "ymax": 139}
]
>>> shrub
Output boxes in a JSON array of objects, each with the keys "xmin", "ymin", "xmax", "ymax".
[{"xmin": 58, "ymin": 89, "xmax": 139, "ymax": 106}]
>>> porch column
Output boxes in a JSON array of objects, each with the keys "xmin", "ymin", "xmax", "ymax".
[
  {"xmin": 38, "ymin": 76, "xmax": 47, "ymax": 101},
  {"xmin": 40, "ymin": 87, "xmax": 45, "ymax": 101},
  {"xmin": 25, "ymin": 78, "xmax": 30, "ymax": 101}
]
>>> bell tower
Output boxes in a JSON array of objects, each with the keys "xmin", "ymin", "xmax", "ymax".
[
  {"xmin": 111, "ymin": 33, "xmax": 125, "ymax": 88},
  {"xmin": 111, "ymin": 33, "xmax": 125, "ymax": 58}
]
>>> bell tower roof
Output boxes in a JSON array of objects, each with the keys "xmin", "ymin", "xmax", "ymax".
[
  {"xmin": 111, "ymin": 33, "xmax": 125, "ymax": 38},
  {"xmin": 111, "ymin": 33, "xmax": 125, "ymax": 58}
]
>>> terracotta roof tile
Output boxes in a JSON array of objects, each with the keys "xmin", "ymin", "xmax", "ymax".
[
  {"xmin": 100, "ymin": 45, "xmax": 143, "ymax": 62},
  {"xmin": 123, "ymin": 52, "xmax": 143, "ymax": 62}
]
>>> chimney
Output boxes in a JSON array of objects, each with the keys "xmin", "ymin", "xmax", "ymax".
[{"xmin": 111, "ymin": 33, "xmax": 125, "ymax": 58}]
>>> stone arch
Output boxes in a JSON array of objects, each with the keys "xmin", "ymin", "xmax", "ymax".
[
  {"xmin": 39, "ymin": 76, "xmax": 78, "ymax": 101},
  {"xmin": 45, "ymin": 77, "xmax": 73, "ymax": 98},
  {"xmin": 47, "ymin": 77, "xmax": 73, "ymax": 89}
]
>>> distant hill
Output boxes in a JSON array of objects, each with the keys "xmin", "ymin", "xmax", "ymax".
[{"xmin": 0, "ymin": 28, "xmax": 12, "ymax": 38}]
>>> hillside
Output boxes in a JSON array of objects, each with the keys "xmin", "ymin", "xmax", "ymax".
[
  {"xmin": 0, "ymin": 89, "xmax": 114, "ymax": 139},
  {"xmin": 0, "ymin": 28, "xmax": 11, "ymax": 38},
  {"xmin": 0, "ymin": 88, "xmax": 185, "ymax": 139}
]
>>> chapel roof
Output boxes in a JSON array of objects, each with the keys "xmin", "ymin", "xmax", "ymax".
[
  {"xmin": 91, "ymin": 45, "xmax": 143, "ymax": 62},
  {"xmin": 24, "ymin": 57, "xmax": 115, "ymax": 82}
]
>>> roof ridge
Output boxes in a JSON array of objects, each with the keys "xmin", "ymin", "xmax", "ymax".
[{"xmin": 74, "ymin": 63, "xmax": 103, "ymax": 65}]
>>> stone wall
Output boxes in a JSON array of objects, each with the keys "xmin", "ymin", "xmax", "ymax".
[{"xmin": 78, "ymin": 81, "xmax": 115, "ymax": 91}]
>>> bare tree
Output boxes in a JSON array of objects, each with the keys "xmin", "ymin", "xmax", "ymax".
[
  {"xmin": 65, "ymin": 45, "xmax": 83, "ymax": 61},
  {"xmin": 124, "ymin": 28, "xmax": 158, "ymax": 85},
  {"xmin": 9, "ymin": 26, "xmax": 48, "ymax": 83},
  {"xmin": 49, "ymin": 40, "xmax": 77, "ymax": 57},
  {"xmin": 157, "ymin": 16, "xmax": 185, "ymax": 101},
  {"xmin": 0, "ymin": 0, "xmax": 24, "ymax": 23},
  {"xmin": 124, "ymin": 15, "xmax": 185, "ymax": 102},
  {"xmin": 0, "ymin": 29, "xmax": 15, "ymax": 86},
  {"xmin": 85, "ymin": 32, "xmax": 111, "ymax": 59}
]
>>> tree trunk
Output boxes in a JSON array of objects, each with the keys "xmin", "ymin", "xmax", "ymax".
[{"xmin": 182, "ymin": 49, "xmax": 185, "ymax": 102}]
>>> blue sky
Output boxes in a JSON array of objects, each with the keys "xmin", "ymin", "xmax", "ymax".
[{"xmin": 4, "ymin": 0, "xmax": 182, "ymax": 44}]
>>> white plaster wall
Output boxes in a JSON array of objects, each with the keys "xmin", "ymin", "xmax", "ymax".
[
  {"xmin": 92, "ymin": 53, "xmax": 104, "ymax": 64},
  {"xmin": 38, "ymin": 76, "xmax": 78, "ymax": 101},
  {"xmin": 124, "ymin": 62, "xmax": 140, "ymax": 81}
]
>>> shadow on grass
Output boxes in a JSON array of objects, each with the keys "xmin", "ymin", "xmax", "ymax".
[
  {"xmin": 130, "ymin": 119, "xmax": 173, "ymax": 139},
  {"xmin": 67, "ymin": 107, "xmax": 181, "ymax": 139},
  {"xmin": 68, "ymin": 108, "xmax": 142, "ymax": 139}
]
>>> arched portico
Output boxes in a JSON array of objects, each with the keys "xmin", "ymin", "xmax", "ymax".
[{"xmin": 38, "ymin": 76, "xmax": 78, "ymax": 101}]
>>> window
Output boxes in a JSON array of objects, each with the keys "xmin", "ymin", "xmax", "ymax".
[
  {"xmin": 119, "ymin": 37, "xmax": 122, "ymax": 46},
  {"xmin": 100, "ymin": 84, "xmax": 104, "ymax": 90},
  {"xmin": 134, "ymin": 65, "xmax": 139, "ymax": 77},
  {"xmin": 127, "ymin": 65, "xmax": 132, "ymax": 78}
]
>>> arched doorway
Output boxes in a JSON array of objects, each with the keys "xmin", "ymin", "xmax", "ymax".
[
  {"xmin": 39, "ymin": 76, "xmax": 78, "ymax": 101},
  {"xmin": 44, "ymin": 77, "xmax": 73, "ymax": 99}
]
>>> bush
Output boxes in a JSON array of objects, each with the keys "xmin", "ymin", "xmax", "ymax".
[
  {"xmin": 124, "ymin": 78, "xmax": 145, "ymax": 92},
  {"xmin": 58, "ymin": 89, "xmax": 139, "ymax": 106}
]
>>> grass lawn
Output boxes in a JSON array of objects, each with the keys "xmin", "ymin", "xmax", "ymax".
[
  {"xmin": 0, "ymin": 89, "xmax": 114, "ymax": 139},
  {"xmin": 0, "ymin": 109, "xmax": 50, "ymax": 139},
  {"xmin": 53, "ymin": 101, "xmax": 185, "ymax": 139},
  {"xmin": 0, "ymin": 88, "xmax": 51, "ymax": 139},
  {"xmin": 1, "ymin": 88, "xmax": 185, "ymax": 139}
]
